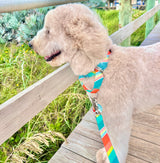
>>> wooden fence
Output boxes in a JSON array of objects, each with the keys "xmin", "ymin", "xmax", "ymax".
[
  {"xmin": 0, "ymin": 1, "xmax": 160, "ymax": 146},
  {"xmin": 0, "ymin": 0, "xmax": 86, "ymax": 13}
]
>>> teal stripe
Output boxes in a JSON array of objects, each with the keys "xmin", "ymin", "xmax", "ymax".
[
  {"xmin": 108, "ymin": 149, "xmax": 119, "ymax": 163},
  {"xmin": 94, "ymin": 78, "xmax": 103, "ymax": 88},
  {"xmin": 97, "ymin": 62, "xmax": 108, "ymax": 70},
  {"xmin": 96, "ymin": 115, "xmax": 104, "ymax": 130},
  {"xmin": 112, "ymin": 156, "xmax": 119, "ymax": 163}
]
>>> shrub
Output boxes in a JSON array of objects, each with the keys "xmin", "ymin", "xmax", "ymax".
[{"xmin": 0, "ymin": 7, "xmax": 54, "ymax": 44}]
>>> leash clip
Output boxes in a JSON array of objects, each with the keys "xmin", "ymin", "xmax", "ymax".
[
  {"xmin": 91, "ymin": 97, "xmax": 101, "ymax": 115},
  {"xmin": 95, "ymin": 66, "xmax": 104, "ymax": 73}
]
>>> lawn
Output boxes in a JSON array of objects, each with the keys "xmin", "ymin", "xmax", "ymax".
[{"xmin": 0, "ymin": 9, "xmax": 149, "ymax": 162}]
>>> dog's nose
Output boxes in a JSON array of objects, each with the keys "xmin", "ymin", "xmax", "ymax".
[{"xmin": 28, "ymin": 42, "xmax": 33, "ymax": 48}]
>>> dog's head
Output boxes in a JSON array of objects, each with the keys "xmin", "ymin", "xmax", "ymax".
[{"xmin": 30, "ymin": 4, "xmax": 112, "ymax": 75}]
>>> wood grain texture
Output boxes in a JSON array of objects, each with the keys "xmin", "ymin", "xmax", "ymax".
[
  {"xmin": 82, "ymin": 108, "xmax": 96, "ymax": 124},
  {"xmin": 110, "ymin": 4, "xmax": 160, "ymax": 44},
  {"xmin": 141, "ymin": 22, "xmax": 160, "ymax": 46},
  {"xmin": 49, "ymin": 147, "xmax": 94, "ymax": 163},
  {"xmin": 129, "ymin": 136, "xmax": 160, "ymax": 163},
  {"xmin": 0, "ymin": 64, "xmax": 78, "ymax": 145},
  {"xmin": 132, "ymin": 122, "xmax": 160, "ymax": 146},
  {"xmin": 133, "ymin": 112, "xmax": 160, "ymax": 130},
  {"xmin": 127, "ymin": 155, "xmax": 148, "ymax": 163},
  {"xmin": 74, "ymin": 118, "xmax": 101, "ymax": 143},
  {"xmin": 62, "ymin": 132, "xmax": 103, "ymax": 162}
]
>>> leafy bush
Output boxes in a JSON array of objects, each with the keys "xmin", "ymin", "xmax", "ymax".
[
  {"xmin": 84, "ymin": 0, "xmax": 106, "ymax": 8},
  {"xmin": 0, "ymin": 7, "xmax": 53, "ymax": 44}
]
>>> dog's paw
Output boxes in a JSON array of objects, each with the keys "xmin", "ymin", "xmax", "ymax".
[{"xmin": 96, "ymin": 148, "xmax": 109, "ymax": 163}]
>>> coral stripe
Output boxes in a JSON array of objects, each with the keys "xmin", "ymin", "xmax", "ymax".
[
  {"xmin": 102, "ymin": 134, "xmax": 110, "ymax": 147},
  {"xmin": 83, "ymin": 85, "xmax": 88, "ymax": 90},
  {"xmin": 105, "ymin": 140, "xmax": 112, "ymax": 152},
  {"xmin": 91, "ymin": 89, "xmax": 99, "ymax": 93}
]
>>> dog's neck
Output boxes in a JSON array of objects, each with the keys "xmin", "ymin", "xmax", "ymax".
[{"xmin": 79, "ymin": 49, "xmax": 112, "ymax": 94}]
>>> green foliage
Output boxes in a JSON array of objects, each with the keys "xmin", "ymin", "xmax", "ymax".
[
  {"xmin": 0, "ymin": 7, "xmax": 53, "ymax": 44},
  {"xmin": 131, "ymin": 9, "xmax": 146, "ymax": 46},
  {"xmin": 84, "ymin": 0, "xmax": 106, "ymax": 8},
  {"xmin": 0, "ymin": 44, "xmax": 55, "ymax": 104},
  {"xmin": 96, "ymin": 9, "xmax": 147, "ymax": 46},
  {"xmin": 96, "ymin": 9, "xmax": 119, "ymax": 35}
]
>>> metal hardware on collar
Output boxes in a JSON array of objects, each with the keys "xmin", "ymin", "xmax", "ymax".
[
  {"xmin": 95, "ymin": 66, "xmax": 104, "ymax": 73},
  {"xmin": 91, "ymin": 97, "xmax": 101, "ymax": 115}
]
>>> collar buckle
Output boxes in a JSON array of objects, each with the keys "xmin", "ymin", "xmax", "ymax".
[{"xmin": 95, "ymin": 66, "xmax": 104, "ymax": 73}]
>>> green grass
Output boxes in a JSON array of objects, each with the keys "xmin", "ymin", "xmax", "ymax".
[
  {"xmin": 95, "ymin": 9, "xmax": 119, "ymax": 35},
  {"xmin": 0, "ymin": 9, "xmax": 152, "ymax": 162},
  {"xmin": 0, "ymin": 44, "xmax": 55, "ymax": 104},
  {"xmin": 96, "ymin": 9, "xmax": 146, "ymax": 46}
]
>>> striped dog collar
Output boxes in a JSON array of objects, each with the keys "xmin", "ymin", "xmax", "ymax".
[
  {"xmin": 79, "ymin": 50, "xmax": 111, "ymax": 93},
  {"xmin": 79, "ymin": 50, "xmax": 119, "ymax": 163}
]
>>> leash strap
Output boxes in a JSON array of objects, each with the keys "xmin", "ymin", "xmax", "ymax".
[
  {"xmin": 92, "ymin": 99, "xmax": 119, "ymax": 163},
  {"xmin": 79, "ymin": 50, "xmax": 119, "ymax": 163}
]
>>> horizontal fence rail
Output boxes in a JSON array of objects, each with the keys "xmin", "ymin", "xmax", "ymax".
[
  {"xmin": 111, "ymin": 4, "xmax": 160, "ymax": 45},
  {"xmin": 0, "ymin": 0, "xmax": 86, "ymax": 13},
  {"xmin": 0, "ymin": 3, "xmax": 160, "ymax": 145},
  {"xmin": 0, "ymin": 64, "xmax": 78, "ymax": 145}
]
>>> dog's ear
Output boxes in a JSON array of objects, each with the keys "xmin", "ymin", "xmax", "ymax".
[
  {"xmin": 70, "ymin": 50, "xmax": 94, "ymax": 75},
  {"xmin": 63, "ymin": 14, "xmax": 96, "ymax": 37}
]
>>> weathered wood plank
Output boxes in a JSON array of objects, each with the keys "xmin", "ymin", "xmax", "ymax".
[
  {"xmin": 0, "ymin": 64, "xmax": 78, "ymax": 145},
  {"xmin": 129, "ymin": 136, "xmax": 160, "ymax": 163},
  {"xmin": 49, "ymin": 147, "xmax": 94, "ymax": 163},
  {"xmin": 62, "ymin": 132, "xmax": 103, "ymax": 162},
  {"xmin": 74, "ymin": 118, "xmax": 101, "ymax": 143},
  {"xmin": 82, "ymin": 108, "xmax": 96, "ymax": 124},
  {"xmin": 141, "ymin": 22, "xmax": 160, "ymax": 46},
  {"xmin": 0, "ymin": 0, "xmax": 86, "ymax": 13},
  {"xmin": 84, "ymin": 108, "xmax": 160, "ymax": 131},
  {"xmin": 133, "ymin": 112, "xmax": 160, "ymax": 130},
  {"xmin": 127, "ymin": 155, "xmax": 148, "ymax": 163},
  {"xmin": 110, "ymin": 4, "xmax": 160, "ymax": 44},
  {"xmin": 132, "ymin": 122, "xmax": 160, "ymax": 146}
]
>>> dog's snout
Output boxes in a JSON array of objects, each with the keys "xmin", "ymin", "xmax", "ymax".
[{"xmin": 28, "ymin": 42, "xmax": 33, "ymax": 48}]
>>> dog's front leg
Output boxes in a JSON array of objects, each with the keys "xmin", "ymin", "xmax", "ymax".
[{"xmin": 96, "ymin": 147, "xmax": 109, "ymax": 163}]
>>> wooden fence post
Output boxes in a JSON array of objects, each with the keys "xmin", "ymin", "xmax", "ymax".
[
  {"xmin": 158, "ymin": 0, "xmax": 160, "ymax": 22},
  {"xmin": 145, "ymin": 0, "xmax": 156, "ymax": 37},
  {"xmin": 119, "ymin": 0, "xmax": 132, "ymax": 46}
]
